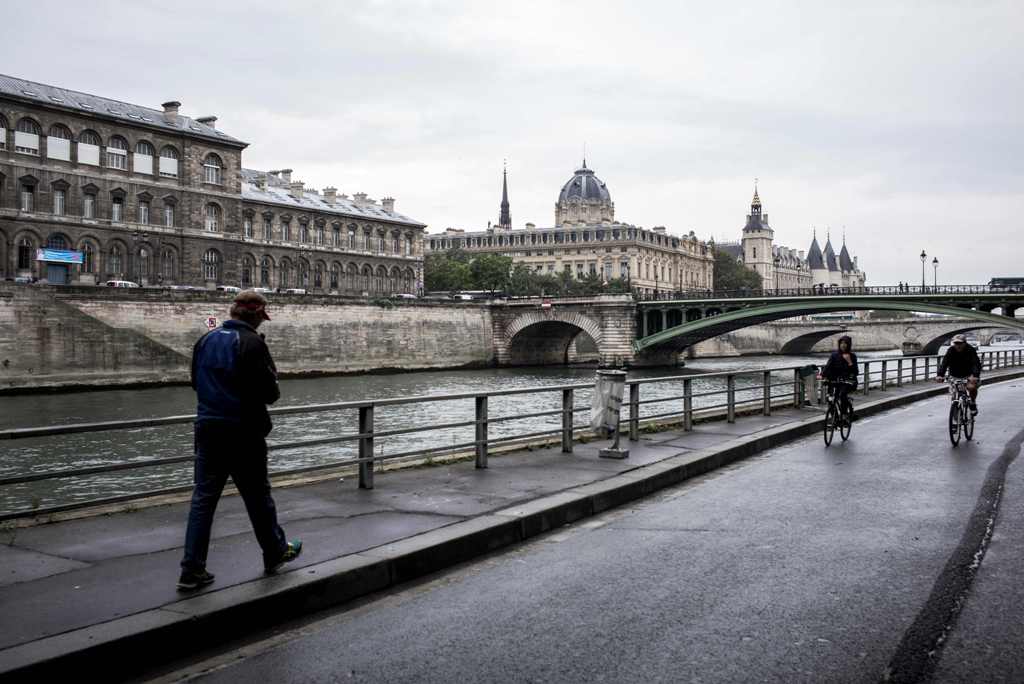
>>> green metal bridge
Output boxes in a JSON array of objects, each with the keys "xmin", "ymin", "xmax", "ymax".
[{"xmin": 634, "ymin": 286, "xmax": 1024, "ymax": 354}]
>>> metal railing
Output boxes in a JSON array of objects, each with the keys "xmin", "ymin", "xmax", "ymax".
[
  {"xmin": 635, "ymin": 284, "xmax": 1023, "ymax": 302},
  {"xmin": 1, "ymin": 348, "xmax": 1022, "ymax": 521}
]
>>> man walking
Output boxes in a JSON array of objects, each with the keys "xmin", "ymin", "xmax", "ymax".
[{"xmin": 178, "ymin": 290, "xmax": 302, "ymax": 591}]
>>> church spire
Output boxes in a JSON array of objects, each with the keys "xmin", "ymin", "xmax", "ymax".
[
  {"xmin": 751, "ymin": 178, "xmax": 761, "ymax": 216},
  {"xmin": 498, "ymin": 161, "xmax": 511, "ymax": 229}
]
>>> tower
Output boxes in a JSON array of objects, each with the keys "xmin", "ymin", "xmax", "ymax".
[
  {"xmin": 497, "ymin": 163, "xmax": 511, "ymax": 230},
  {"xmin": 555, "ymin": 159, "xmax": 614, "ymax": 226},
  {"xmin": 740, "ymin": 181, "xmax": 775, "ymax": 289},
  {"xmin": 807, "ymin": 229, "xmax": 827, "ymax": 287}
]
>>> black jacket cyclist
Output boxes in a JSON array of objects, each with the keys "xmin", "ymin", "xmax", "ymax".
[
  {"xmin": 821, "ymin": 335, "xmax": 858, "ymax": 422},
  {"xmin": 936, "ymin": 334, "xmax": 981, "ymax": 415}
]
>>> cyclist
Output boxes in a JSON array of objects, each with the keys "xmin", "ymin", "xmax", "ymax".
[
  {"xmin": 936, "ymin": 334, "xmax": 981, "ymax": 415},
  {"xmin": 821, "ymin": 335, "xmax": 859, "ymax": 425}
]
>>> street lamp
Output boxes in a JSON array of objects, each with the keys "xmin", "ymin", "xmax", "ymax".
[
  {"xmin": 773, "ymin": 255, "xmax": 781, "ymax": 293},
  {"xmin": 919, "ymin": 250, "xmax": 927, "ymax": 291},
  {"xmin": 932, "ymin": 256, "xmax": 939, "ymax": 288}
]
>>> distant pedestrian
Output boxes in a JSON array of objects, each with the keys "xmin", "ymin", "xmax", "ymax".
[{"xmin": 178, "ymin": 290, "xmax": 302, "ymax": 591}]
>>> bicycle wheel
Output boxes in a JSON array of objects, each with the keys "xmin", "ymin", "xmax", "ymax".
[
  {"xmin": 824, "ymin": 404, "xmax": 835, "ymax": 446},
  {"xmin": 948, "ymin": 401, "xmax": 961, "ymax": 446},
  {"xmin": 840, "ymin": 405, "xmax": 852, "ymax": 441},
  {"xmin": 964, "ymin": 404, "xmax": 975, "ymax": 441}
]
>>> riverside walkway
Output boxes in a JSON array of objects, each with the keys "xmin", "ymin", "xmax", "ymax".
[{"xmin": 1, "ymin": 357, "xmax": 1023, "ymax": 680}]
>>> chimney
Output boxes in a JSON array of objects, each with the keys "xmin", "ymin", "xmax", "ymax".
[
  {"xmin": 799, "ymin": 250, "xmax": 805, "ymax": 260},
  {"xmin": 353, "ymin": 192, "xmax": 368, "ymax": 207},
  {"xmin": 289, "ymin": 180, "xmax": 304, "ymax": 198},
  {"xmin": 161, "ymin": 101, "xmax": 180, "ymax": 121},
  {"xmin": 526, "ymin": 222, "xmax": 535, "ymax": 230},
  {"xmin": 323, "ymin": 187, "xmax": 337, "ymax": 205},
  {"xmin": 381, "ymin": 197, "xmax": 395, "ymax": 214},
  {"xmin": 268, "ymin": 169, "xmax": 280, "ymax": 178},
  {"xmin": 255, "ymin": 175, "xmax": 267, "ymax": 191},
  {"xmin": 279, "ymin": 168, "xmax": 292, "ymax": 184},
  {"xmin": 195, "ymin": 116, "xmax": 217, "ymax": 129}
]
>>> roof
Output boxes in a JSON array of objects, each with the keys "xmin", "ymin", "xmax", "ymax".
[
  {"xmin": 240, "ymin": 169, "xmax": 425, "ymax": 228},
  {"xmin": 557, "ymin": 162, "xmax": 612, "ymax": 204},
  {"xmin": 715, "ymin": 242, "xmax": 744, "ymax": 260},
  {"xmin": 839, "ymin": 242, "xmax": 855, "ymax": 271},
  {"xmin": 823, "ymin": 238, "xmax": 839, "ymax": 271},
  {"xmin": 807, "ymin": 235, "xmax": 825, "ymax": 269},
  {"xmin": 0, "ymin": 73, "xmax": 246, "ymax": 147}
]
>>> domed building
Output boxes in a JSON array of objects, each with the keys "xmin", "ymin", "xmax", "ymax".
[{"xmin": 555, "ymin": 161, "xmax": 615, "ymax": 226}]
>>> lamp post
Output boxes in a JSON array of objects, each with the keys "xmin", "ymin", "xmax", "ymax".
[
  {"xmin": 773, "ymin": 255, "xmax": 781, "ymax": 293},
  {"xmin": 932, "ymin": 256, "xmax": 939, "ymax": 289},
  {"xmin": 919, "ymin": 250, "xmax": 927, "ymax": 292}
]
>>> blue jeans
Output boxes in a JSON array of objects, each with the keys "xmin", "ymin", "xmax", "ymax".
[{"xmin": 181, "ymin": 421, "xmax": 287, "ymax": 572}]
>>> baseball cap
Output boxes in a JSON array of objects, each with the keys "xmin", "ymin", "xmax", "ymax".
[
  {"xmin": 951, "ymin": 334, "xmax": 967, "ymax": 343},
  {"xmin": 233, "ymin": 290, "xmax": 271, "ymax": 320}
]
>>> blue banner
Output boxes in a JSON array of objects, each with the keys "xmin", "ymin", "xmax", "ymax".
[{"xmin": 36, "ymin": 249, "xmax": 84, "ymax": 264}]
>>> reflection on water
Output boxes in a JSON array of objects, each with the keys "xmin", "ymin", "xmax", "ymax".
[{"xmin": 0, "ymin": 344, "xmax": 1014, "ymax": 515}]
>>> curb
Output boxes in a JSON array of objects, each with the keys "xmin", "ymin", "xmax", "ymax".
[{"xmin": 3, "ymin": 369, "xmax": 1023, "ymax": 681}]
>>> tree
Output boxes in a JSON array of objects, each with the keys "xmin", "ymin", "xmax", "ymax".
[
  {"xmin": 469, "ymin": 253, "xmax": 513, "ymax": 293},
  {"xmin": 424, "ymin": 252, "xmax": 472, "ymax": 292},
  {"xmin": 712, "ymin": 248, "xmax": 762, "ymax": 292}
]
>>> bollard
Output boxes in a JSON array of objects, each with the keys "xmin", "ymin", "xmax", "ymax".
[
  {"xmin": 881, "ymin": 360, "xmax": 888, "ymax": 391},
  {"xmin": 475, "ymin": 396, "xmax": 488, "ymax": 469},
  {"xmin": 629, "ymin": 383, "xmax": 640, "ymax": 441},
  {"xmin": 561, "ymin": 388, "xmax": 574, "ymax": 453},
  {"xmin": 727, "ymin": 374, "xmax": 736, "ymax": 423},
  {"xmin": 762, "ymin": 370, "xmax": 771, "ymax": 416},
  {"xmin": 863, "ymin": 361, "xmax": 870, "ymax": 395},
  {"xmin": 358, "ymin": 405, "xmax": 374, "ymax": 489},
  {"xmin": 683, "ymin": 378, "xmax": 693, "ymax": 431}
]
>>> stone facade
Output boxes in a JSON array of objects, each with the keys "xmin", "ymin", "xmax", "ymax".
[
  {"xmin": 0, "ymin": 75, "xmax": 427, "ymax": 294},
  {"xmin": 427, "ymin": 161, "xmax": 714, "ymax": 295}
]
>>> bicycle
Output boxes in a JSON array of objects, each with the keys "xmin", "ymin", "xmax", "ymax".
[
  {"xmin": 823, "ymin": 379, "xmax": 856, "ymax": 446},
  {"xmin": 946, "ymin": 377, "xmax": 975, "ymax": 446}
]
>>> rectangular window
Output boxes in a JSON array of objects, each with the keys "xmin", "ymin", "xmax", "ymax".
[
  {"xmin": 133, "ymin": 153, "xmax": 153, "ymax": 176},
  {"xmin": 159, "ymin": 157, "xmax": 178, "ymax": 178},
  {"xmin": 164, "ymin": 204, "xmax": 174, "ymax": 227},
  {"xmin": 53, "ymin": 189, "xmax": 65, "ymax": 215},
  {"xmin": 47, "ymin": 137, "xmax": 71, "ymax": 161},
  {"xmin": 112, "ymin": 198, "xmax": 123, "ymax": 222},
  {"xmin": 139, "ymin": 202, "xmax": 150, "ymax": 224},
  {"xmin": 78, "ymin": 143, "xmax": 100, "ymax": 166},
  {"xmin": 204, "ymin": 165, "xmax": 221, "ymax": 184},
  {"xmin": 264, "ymin": 219, "xmax": 272, "ymax": 241},
  {"xmin": 84, "ymin": 194, "xmax": 96, "ymax": 219},
  {"xmin": 14, "ymin": 131, "xmax": 39, "ymax": 155},
  {"xmin": 244, "ymin": 218, "xmax": 253, "ymax": 238},
  {"xmin": 20, "ymin": 185, "xmax": 34, "ymax": 212},
  {"xmin": 0, "ymin": 127, "xmax": 6, "ymax": 150},
  {"xmin": 107, "ymin": 147, "xmax": 127, "ymax": 169}
]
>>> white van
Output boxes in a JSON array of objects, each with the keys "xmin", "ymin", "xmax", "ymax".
[
  {"xmin": 216, "ymin": 285, "xmax": 241, "ymax": 293},
  {"xmin": 283, "ymin": 288, "xmax": 307, "ymax": 295},
  {"xmin": 106, "ymin": 280, "xmax": 140, "ymax": 288}
]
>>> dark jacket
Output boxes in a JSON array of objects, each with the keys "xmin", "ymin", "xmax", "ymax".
[
  {"xmin": 191, "ymin": 319, "xmax": 280, "ymax": 436},
  {"xmin": 822, "ymin": 336, "xmax": 858, "ymax": 386},
  {"xmin": 938, "ymin": 344, "xmax": 982, "ymax": 378}
]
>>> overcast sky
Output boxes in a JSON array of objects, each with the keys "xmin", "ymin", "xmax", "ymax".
[{"xmin": 2, "ymin": 1, "xmax": 1021, "ymax": 285}]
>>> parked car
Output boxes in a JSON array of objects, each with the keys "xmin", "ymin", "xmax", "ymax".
[
  {"xmin": 106, "ymin": 280, "xmax": 140, "ymax": 288},
  {"xmin": 13, "ymin": 276, "xmax": 34, "ymax": 284},
  {"xmin": 252, "ymin": 287, "xmax": 273, "ymax": 294},
  {"xmin": 216, "ymin": 285, "xmax": 241, "ymax": 293},
  {"xmin": 392, "ymin": 293, "xmax": 418, "ymax": 300},
  {"xmin": 283, "ymin": 288, "xmax": 307, "ymax": 295}
]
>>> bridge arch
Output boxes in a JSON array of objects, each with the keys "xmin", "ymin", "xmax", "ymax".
[
  {"xmin": 504, "ymin": 311, "xmax": 603, "ymax": 366},
  {"xmin": 778, "ymin": 329, "xmax": 848, "ymax": 354},
  {"xmin": 920, "ymin": 325, "xmax": 1023, "ymax": 355}
]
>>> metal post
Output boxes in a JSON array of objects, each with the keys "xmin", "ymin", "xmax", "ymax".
[
  {"xmin": 727, "ymin": 374, "xmax": 736, "ymax": 423},
  {"xmin": 793, "ymin": 368, "xmax": 801, "ymax": 408},
  {"xmin": 862, "ymin": 361, "xmax": 870, "ymax": 395},
  {"xmin": 561, "ymin": 388, "xmax": 573, "ymax": 453},
  {"xmin": 683, "ymin": 378, "xmax": 693, "ymax": 431},
  {"xmin": 897, "ymin": 359, "xmax": 903, "ymax": 387},
  {"xmin": 629, "ymin": 383, "xmax": 640, "ymax": 441},
  {"xmin": 358, "ymin": 405, "xmax": 374, "ymax": 489},
  {"xmin": 475, "ymin": 395, "xmax": 488, "ymax": 469},
  {"xmin": 881, "ymin": 360, "xmax": 888, "ymax": 390},
  {"xmin": 762, "ymin": 370, "xmax": 771, "ymax": 416},
  {"xmin": 924, "ymin": 357, "xmax": 930, "ymax": 380},
  {"xmin": 911, "ymin": 358, "xmax": 917, "ymax": 384}
]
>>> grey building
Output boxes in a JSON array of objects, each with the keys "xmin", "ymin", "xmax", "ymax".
[{"xmin": 0, "ymin": 74, "xmax": 426, "ymax": 293}]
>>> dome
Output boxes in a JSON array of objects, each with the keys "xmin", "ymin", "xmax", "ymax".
[{"xmin": 557, "ymin": 162, "xmax": 611, "ymax": 204}]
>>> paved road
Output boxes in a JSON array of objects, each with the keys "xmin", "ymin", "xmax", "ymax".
[{"xmin": 150, "ymin": 381, "xmax": 1024, "ymax": 684}]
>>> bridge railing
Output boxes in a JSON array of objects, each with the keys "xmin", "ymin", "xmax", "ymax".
[
  {"xmin": 1, "ymin": 349, "xmax": 1022, "ymax": 521},
  {"xmin": 634, "ymin": 284, "xmax": 1018, "ymax": 301}
]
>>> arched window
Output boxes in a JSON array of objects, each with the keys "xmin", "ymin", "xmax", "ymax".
[
  {"xmin": 81, "ymin": 242, "xmax": 95, "ymax": 274},
  {"xmin": 161, "ymin": 248, "xmax": 176, "ymax": 281},
  {"xmin": 346, "ymin": 263, "xmax": 358, "ymax": 292},
  {"xmin": 242, "ymin": 256, "xmax": 255, "ymax": 287},
  {"xmin": 106, "ymin": 136, "xmax": 128, "ymax": 169},
  {"xmin": 159, "ymin": 146, "xmax": 179, "ymax": 178},
  {"xmin": 78, "ymin": 130, "xmax": 101, "ymax": 166},
  {"xmin": 79, "ymin": 130, "xmax": 101, "ymax": 145},
  {"xmin": 260, "ymin": 257, "xmax": 272, "ymax": 286},
  {"xmin": 0, "ymin": 113, "xmax": 7, "ymax": 150},
  {"xmin": 134, "ymin": 141, "xmax": 155, "ymax": 175},
  {"xmin": 17, "ymin": 237, "xmax": 34, "ymax": 270},
  {"xmin": 314, "ymin": 263, "xmax": 323, "ymax": 288},
  {"xmin": 46, "ymin": 234, "xmax": 68, "ymax": 250},
  {"xmin": 202, "ymin": 154, "xmax": 222, "ymax": 184},
  {"xmin": 15, "ymin": 118, "xmax": 41, "ymax": 155},
  {"xmin": 138, "ymin": 245, "xmax": 150, "ymax": 280},
  {"xmin": 47, "ymin": 124, "xmax": 72, "ymax": 161},
  {"xmin": 298, "ymin": 261, "xmax": 309, "ymax": 288},
  {"xmin": 330, "ymin": 263, "xmax": 340, "ymax": 289},
  {"xmin": 109, "ymin": 244, "xmax": 124, "ymax": 274},
  {"xmin": 204, "ymin": 203, "xmax": 220, "ymax": 232},
  {"xmin": 202, "ymin": 249, "xmax": 222, "ymax": 282},
  {"xmin": 279, "ymin": 259, "xmax": 291, "ymax": 288}
]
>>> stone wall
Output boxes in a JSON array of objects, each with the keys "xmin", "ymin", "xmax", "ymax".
[{"xmin": 0, "ymin": 284, "xmax": 494, "ymax": 390}]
